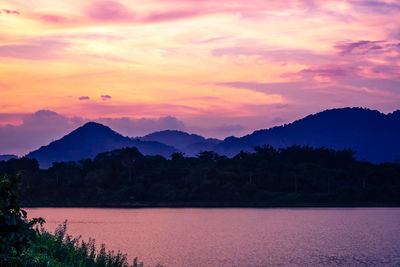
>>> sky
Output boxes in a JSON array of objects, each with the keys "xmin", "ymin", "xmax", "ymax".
[{"xmin": 1, "ymin": 0, "xmax": 400, "ymax": 155}]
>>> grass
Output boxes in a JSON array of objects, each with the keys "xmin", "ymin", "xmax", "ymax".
[{"xmin": 20, "ymin": 220, "xmax": 158, "ymax": 267}]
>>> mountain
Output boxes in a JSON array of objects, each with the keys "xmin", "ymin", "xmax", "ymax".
[
  {"xmin": 26, "ymin": 122, "xmax": 177, "ymax": 168},
  {"xmin": 0, "ymin": 154, "xmax": 18, "ymax": 161},
  {"xmin": 23, "ymin": 107, "xmax": 400, "ymax": 167},
  {"xmin": 140, "ymin": 130, "xmax": 221, "ymax": 156},
  {"xmin": 214, "ymin": 107, "xmax": 400, "ymax": 163},
  {"xmin": 388, "ymin": 110, "xmax": 400, "ymax": 120}
]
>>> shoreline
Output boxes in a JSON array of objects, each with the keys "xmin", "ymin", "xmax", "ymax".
[{"xmin": 22, "ymin": 202, "xmax": 400, "ymax": 209}]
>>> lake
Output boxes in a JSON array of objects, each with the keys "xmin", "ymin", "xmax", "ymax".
[{"xmin": 26, "ymin": 208, "xmax": 400, "ymax": 266}]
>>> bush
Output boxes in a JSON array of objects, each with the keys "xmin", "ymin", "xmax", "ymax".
[
  {"xmin": 25, "ymin": 220, "xmax": 142, "ymax": 267},
  {"xmin": 0, "ymin": 174, "xmax": 44, "ymax": 265}
]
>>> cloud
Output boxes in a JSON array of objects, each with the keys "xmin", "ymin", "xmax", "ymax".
[
  {"xmin": 38, "ymin": 14, "xmax": 71, "ymax": 24},
  {"xmin": 334, "ymin": 40, "xmax": 400, "ymax": 56},
  {"xmin": 101, "ymin": 95, "xmax": 112, "ymax": 101},
  {"xmin": 46, "ymin": 0, "xmax": 338, "ymax": 26},
  {"xmin": 0, "ymin": 113, "xmax": 25, "ymax": 125},
  {"xmin": 143, "ymin": 9, "xmax": 202, "ymax": 23},
  {"xmin": 73, "ymin": 101, "xmax": 201, "ymax": 118},
  {"xmin": 0, "ymin": 39, "xmax": 69, "ymax": 60},
  {"xmin": 79, "ymin": 96, "xmax": 90, "ymax": 101},
  {"xmin": 85, "ymin": 0, "xmax": 134, "ymax": 22},
  {"xmin": 156, "ymin": 116, "xmax": 185, "ymax": 130},
  {"xmin": 216, "ymin": 74, "xmax": 400, "ymax": 113},
  {"xmin": 193, "ymin": 36, "xmax": 230, "ymax": 44},
  {"xmin": 211, "ymin": 45, "xmax": 329, "ymax": 64},
  {"xmin": 0, "ymin": 110, "xmax": 82, "ymax": 155},
  {"xmin": 215, "ymin": 81, "xmax": 311, "ymax": 98},
  {"xmin": 300, "ymin": 67, "xmax": 354, "ymax": 77},
  {"xmin": 1, "ymin": 9, "xmax": 19, "ymax": 15},
  {"xmin": 29, "ymin": 0, "xmax": 342, "ymax": 28},
  {"xmin": 334, "ymin": 40, "xmax": 385, "ymax": 55},
  {"xmin": 353, "ymin": 1, "xmax": 400, "ymax": 13}
]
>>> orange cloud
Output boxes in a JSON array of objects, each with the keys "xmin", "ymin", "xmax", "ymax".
[{"xmin": 0, "ymin": 0, "xmax": 399, "ymax": 132}]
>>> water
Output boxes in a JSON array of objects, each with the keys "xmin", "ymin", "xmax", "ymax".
[{"xmin": 26, "ymin": 208, "xmax": 400, "ymax": 267}]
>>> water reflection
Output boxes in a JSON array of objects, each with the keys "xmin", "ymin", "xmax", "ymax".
[{"xmin": 27, "ymin": 208, "xmax": 400, "ymax": 267}]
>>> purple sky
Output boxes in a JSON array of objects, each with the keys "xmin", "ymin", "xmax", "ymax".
[{"xmin": 1, "ymin": 0, "xmax": 400, "ymax": 155}]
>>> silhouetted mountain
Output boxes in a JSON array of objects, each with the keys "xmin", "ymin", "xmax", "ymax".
[
  {"xmin": 0, "ymin": 154, "xmax": 18, "ymax": 161},
  {"xmin": 23, "ymin": 108, "xmax": 400, "ymax": 166},
  {"xmin": 26, "ymin": 122, "xmax": 177, "ymax": 168},
  {"xmin": 214, "ymin": 107, "xmax": 400, "ymax": 163},
  {"xmin": 140, "ymin": 130, "xmax": 221, "ymax": 156},
  {"xmin": 388, "ymin": 110, "xmax": 400, "ymax": 120}
]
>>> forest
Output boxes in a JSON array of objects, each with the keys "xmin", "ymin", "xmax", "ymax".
[{"xmin": 1, "ymin": 145, "xmax": 400, "ymax": 206}]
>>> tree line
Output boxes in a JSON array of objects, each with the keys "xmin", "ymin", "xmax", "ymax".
[{"xmin": 1, "ymin": 145, "xmax": 400, "ymax": 206}]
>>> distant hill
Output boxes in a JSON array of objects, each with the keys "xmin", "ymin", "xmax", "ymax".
[
  {"xmin": 140, "ymin": 130, "xmax": 221, "ymax": 156},
  {"xmin": 388, "ymin": 110, "xmax": 400, "ymax": 120},
  {"xmin": 24, "ymin": 107, "xmax": 400, "ymax": 166},
  {"xmin": 26, "ymin": 122, "xmax": 177, "ymax": 168},
  {"xmin": 214, "ymin": 107, "xmax": 400, "ymax": 163},
  {"xmin": 0, "ymin": 154, "xmax": 18, "ymax": 161}
]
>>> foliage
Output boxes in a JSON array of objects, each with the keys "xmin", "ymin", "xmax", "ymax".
[
  {"xmin": 1, "ymin": 146, "xmax": 400, "ymax": 206},
  {"xmin": 23, "ymin": 221, "xmax": 147, "ymax": 267},
  {"xmin": 0, "ymin": 174, "xmax": 44, "ymax": 265},
  {"xmin": 0, "ymin": 174, "xmax": 155, "ymax": 267}
]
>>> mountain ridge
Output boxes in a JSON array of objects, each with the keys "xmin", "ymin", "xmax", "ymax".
[
  {"xmin": 0, "ymin": 154, "xmax": 18, "ymax": 161},
  {"xmin": 26, "ymin": 122, "xmax": 177, "ymax": 168},
  {"xmin": 25, "ymin": 107, "xmax": 400, "ymax": 167},
  {"xmin": 139, "ymin": 130, "xmax": 222, "ymax": 156},
  {"xmin": 214, "ymin": 107, "xmax": 400, "ymax": 162}
]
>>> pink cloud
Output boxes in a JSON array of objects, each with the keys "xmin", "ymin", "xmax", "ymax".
[
  {"xmin": 0, "ymin": 39, "xmax": 69, "ymax": 60},
  {"xmin": 335, "ymin": 40, "xmax": 385, "ymax": 56},
  {"xmin": 0, "ymin": 113, "xmax": 25, "ymax": 125},
  {"xmin": 101, "ymin": 95, "xmax": 112, "ymax": 101},
  {"xmin": 38, "ymin": 14, "xmax": 71, "ymax": 23},
  {"xmin": 143, "ymin": 9, "xmax": 203, "ymax": 23},
  {"xmin": 1, "ymin": 9, "xmax": 19, "ymax": 15},
  {"xmin": 211, "ymin": 45, "xmax": 330, "ymax": 65},
  {"xmin": 0, "ymin": 110, "xmax": 82, "ymax": 155},
  {"xmin": 300, "ymin": 67, "xmax": 353, "ymax": 77},
  {"xmin": 334, "ymin": 40, "xmax": 400, "ymax": 56},
  {"xmin": 79, "ymin": 96, "xmax": 90, "ymax": 101},
  {"xmin": 30, "ymin": 0, "xmax": 325, "ymax": 27},
  {"xmin": 216, "ymin": 72, "xmax": 400, "ymax": 113},
  {"xmin": 353, "ymin": 1, "xmax": 400, "ymax": 14},
  {"xmin": 193, "ymin": 36, "xmax": 230, "ymax": 44},
  {"xmin": 85, "ymin": 0, "xmax": 134, "ymax": 22},
  {"xmin": 70, "ymin": 101, "xmax": 201, "ymax": 118}
]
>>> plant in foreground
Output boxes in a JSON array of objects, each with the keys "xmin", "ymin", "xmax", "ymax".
[{"xmin": 1, "ymin": 174, "xmax": 161, "ymax": 267}]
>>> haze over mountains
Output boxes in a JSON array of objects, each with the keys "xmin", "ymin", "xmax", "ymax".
[
  {"xmin": 26, "ymin": 122, "xmax": 177, "ymax": 168},
  {"xmin": 140, "ymin": 130, "xmax": 221, "ymax": 156},
  {"xmin": 11, "ymin": 107, "xmax": 399, "ymax": 168}
]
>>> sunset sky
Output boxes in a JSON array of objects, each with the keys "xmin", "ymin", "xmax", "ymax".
[{"xmin": 1, "ymin": 0, "xmax": 400, "ymax": 155}]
